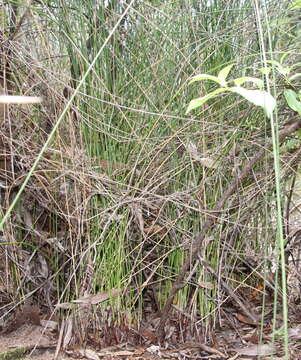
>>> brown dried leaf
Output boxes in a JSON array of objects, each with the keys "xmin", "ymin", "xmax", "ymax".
[
  {"xmin": 144, "ymin": 224, "xmax": 167, "ymax": 236},
  {"xmin": 187, "ymin": 142, "xmax": 218, "ymax": 169},
  {"xmin": 99, "ymin": 160, "xmax": 125, "ymax": 173},
  {"xmin": 197, "ymin": 281, "xmax": 214, "ymax": 290},
  {"xmin": 235, "ymin": 312, "xmax": 260, "ymax": 326},
  {"xmin": 55, "ymin": 302, "xmax": 76, "ymax": 310},
  {"xmin": 37, "ymin": 254, "xmax": 49, "ymax": 279},
  {"xmin": 45, "ymin": 237, "xmax": 66, "ymax": 252},
  {"xmin": 40, "ymin": 319, "xmax": 58, "ymax": 330},
  {"xmin": 78, "ymin": 348, "xmax": 100, "ymax": 360},
  {"xmin": 288, "ymin": 326, "xmax": 301, "ymax": 340},
  {"xmin": 233, "ymin": 343, "xmax": 276, "ymax": 356},
  {"xmin": 198, "ymin": 343, "xmax": 226, "ymax": 357},
  {"xmin": 63, "ymin": 317, "xmax": 73, "ymax": 349},
  {"xmin": 139, "ymin": 326, "xmax": 157, "ymax": 341},
  {"xmin": 146, "ymin": 345, "xmax": 161, "ymax": 356},
  {"xmin": 73, "ymin": 288, "xmax": 121, "ymax": 305},
  {"xmin": 131, "ymin": 203, "xmax": 144, "ymax": 233}
]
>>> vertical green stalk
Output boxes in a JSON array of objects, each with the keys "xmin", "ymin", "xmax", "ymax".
[{"xmin": 253, "ymin": 0, "xmax": 289, "ymax": 357}]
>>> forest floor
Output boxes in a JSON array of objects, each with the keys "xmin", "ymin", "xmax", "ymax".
[{"xmin": 1, "ymin": 301, "xmax": 301, "ymax": 359}]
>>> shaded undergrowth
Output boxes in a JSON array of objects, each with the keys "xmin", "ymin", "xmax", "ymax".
[{"xmin": 0, "ymin": 0, "xmax": 300, "ymax": 351}]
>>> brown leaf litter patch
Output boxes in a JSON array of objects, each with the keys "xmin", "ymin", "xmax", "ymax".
[
  {"xmin": 0, "ymin": 324, "xmax": 57, "ymax": 360},
  {"xmin": 2, "ymin": 314, "xmax": 301, "ymax": 359}
]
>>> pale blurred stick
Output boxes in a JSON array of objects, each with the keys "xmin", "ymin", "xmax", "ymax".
[{"xmin": 0, "ymin": 95, "xmax": 42, "ymax": 104}]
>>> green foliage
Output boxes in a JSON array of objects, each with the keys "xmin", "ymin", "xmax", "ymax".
[
  {"xmin": 289, "ymin": 0, "xmax": 301, "ymax": 8},
  {"xmin": 186, "ymin": 65, "xmax": 276, "ymax": 118},
  {"xmin": 284, "ymin": 89, "xmax": 301, "ymax": 115}
]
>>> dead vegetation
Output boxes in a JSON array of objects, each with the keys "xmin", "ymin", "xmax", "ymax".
[{"xmin": 0, "ymin": 1, "xmax": 301, "ymax": 359}]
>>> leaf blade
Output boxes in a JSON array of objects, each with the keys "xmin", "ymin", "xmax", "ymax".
[
  {"xmin": 231, "ymin": 87, "xmax": 276, "ymax": 118},
  {"xmin": 189, "ymin": 74, "xmax": 222, "ymax": 85},
  {"xmin": 186, "ymin": 88, "xmax": 228, "ymax": 113},
  {"xmin": 284, "ymin": 89, "xmax": 301, "ymax": 115},
  {"xmin": 218, "ymin": 64, "xmax": 234, "ymax": 85}
]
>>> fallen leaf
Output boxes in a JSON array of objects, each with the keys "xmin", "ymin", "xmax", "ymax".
[
  {"xmin": 146, "ymin": 345, "xmax": 161, "ymax": 356},
  {"xmin": 187, "ymin": 142, "xmax": 218, "ymax": 169},
  {"xmin": 99, "ymin": 160, "xmax": 126, "ymax": 173},
  {"xmin": 73, "ymin": 288, "xmax": 121, "ymax": 305},
  {"xmin": 144, "ymin": 224, "xmax": 167, "ymax": 236},
  {"xmin": 235, "ymin": 313, "xmax": 261, "ymax": 326},
  {"xmin": 78, "ymin": 348, "xmax": 100, "ymax": 360},
  {"xmin": 198, "ymin": 343, "xmax": 226, "ymax": 357},
  {"xmin": 288, "ymin": 326, "xmax": 301, "ymax": 340},
  {"xmin": 55, "ymin": 302, "xmax": 76, "ymax": 309},
  {"xmin": 63, "ymin": 317, "xmax": 73, "ymax": 349},
  {"xmin": 131, "ymin": 203, "xmax": 144, "ymax": 233},
  {"xmin": 233, "ymin": 343, "xmax": 276, "ymax": 356},
  {"xmin": 40, "ymin": 319, "xmax": 58, "ymax": 330},
  {"xmin": 139, "ymin": 326, "xmax": 157, "ymax": 341},
  {"xmin": 107, "ymin": 350, "xmax": 134, "ymax": 356},
  {"xmin": 248, "ymin": 281, "xmax": 265, "ymax": 302},
  {"xmin": 197, "ymin": 281, "xmax": 214, "ymax": 290},
  {"xmin": 181, "ymin": 342, "xmax": 226, "ymax": 357}
]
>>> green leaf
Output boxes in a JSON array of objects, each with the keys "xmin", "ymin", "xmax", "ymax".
[
  {"xmin": 291, "ymin": 62, "xmax": 301, "ymax": 70},
  {"xmin": 289, "ymin": 73, "xmax": 301, "ymax": 81},
  {"xmin": 233, "ymin": 77, "xmax": 264, "ymax": 88},
  {"xmin": 266, "ymin": 60, "xmax": 282, "ymax": 67},
  {"xmin": 269, "ymin": 17, "xmax": 290, "ymax": 27},
  {"xmin": 266, "ymin": 60, "xmax": 290, "ymax": 75},
  {"xmin": 186, "ymin": 88, "xmax": 228, "ymax": 113},
  {"xmin": 284, "ymin": 89, "xmax": 301, "ymax": 115},
  {"xmin": 286, "ymin": 138, "xmax": 299, "ymax": 151},
  {"xmin": 218, "ymin": 64, "xmax": 234, "ymax": 85},
  {"xmin": 189, "ymin": 74, "xmax": 222, "ymax": 85},
  {"xmin": 231, "ymin": 87, "xmax": 276, "ymax": 119},
  {"xmin": 259, "ymin": 67, "xmax": 271, "ymax": 76},
  {"xmin": 280, "ymin": 53, "xmax": 289, "ymax": 64},
  {"xmin": 290, "ymin": 0, "xmax": 301, "ymax": 8}
]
